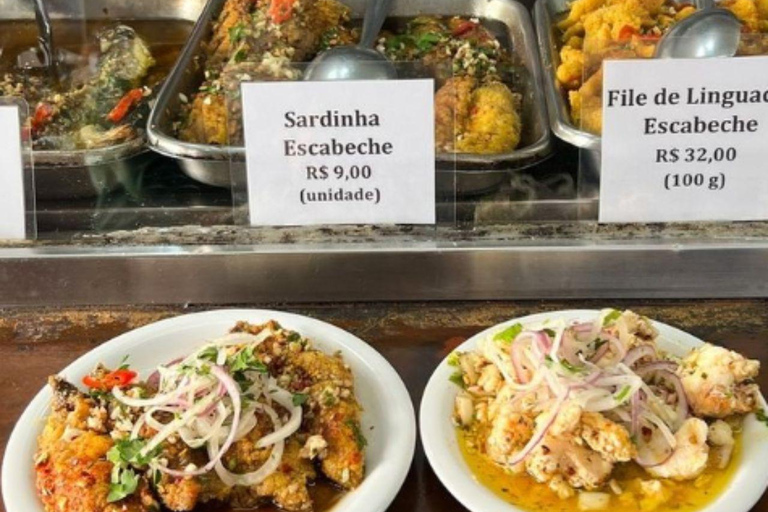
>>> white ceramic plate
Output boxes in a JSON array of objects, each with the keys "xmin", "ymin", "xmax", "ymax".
[
  {"xmin": 421, "ymin": 309, "xmax": 768, "ymax": 512},
  {"xmin": 2, "ymin": 309, "xmax": 416, "ymax": 512}
]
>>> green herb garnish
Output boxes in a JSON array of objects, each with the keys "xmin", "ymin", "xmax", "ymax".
[
  {"xmin": 602, "ymin": 310, "xmax": 621, "ymax": 326},
  {"xmin": 345, "ymin": 419, "xmax": 368, "ymax": 450},
  {"xmin": 449, "ymin": 371, "xmax": 465, "ymax": 389},
  {"xmin": 228, "ymin": 24, "xmax": 247, "ymax": 44},
  {"xmin": 107, "ymin": 467, "xmax": 139, "ymax": 503},
  {"xmin": 756, "ymin": 409, "xmax": 768, "ymax": 428},
  {"xmin": 414, "ymin": 32, "xmax": 442, "ymax": 51},
  {"xmin": 106, "ymin": 439, "xmax": 159, "ymax": 503},
  {"xmin": 494, "ymin": 323, "xmax": 523, "ymax": 345},
  {"xmin": 292, "ymin": 393, "xmax": 309, "ymax": 406},
  {"xmin": 198, "ymin": 346, "xmax": 219, "ymax": 363},
  {"xmin": 229, "ymin": 346, "xmax": 268, "ymax": 374},
  {"xmin": 233, "ymin": 49, "xmax": 247, "ymax": 63},
  {"xmin": 447, "ymin": 352, "xmax": 461, "ymax": 367},
  {"xmin": 615, "ymin": 385, "xmax": 632, "ymax": 402},
  {"xmin": 560, "ymin": 360, "xmax": 583, "ymax": 373}
]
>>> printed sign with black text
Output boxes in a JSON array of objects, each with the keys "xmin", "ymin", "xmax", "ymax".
[
  {"xmin": 600, "ymin": 57, "xmax": 768, "ymax": 223},
  {"xmin": 242, "ymin": 79, "xmax": 436, "ymax": 226}
]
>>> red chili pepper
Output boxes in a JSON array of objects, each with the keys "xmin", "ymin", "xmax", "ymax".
[
  {"xmin": 106, "ymin": 88, "xmax": 144, "ymax": 124},
  {"xmin": 268, "ymin": 0, "xmax": 295, "ymax": 24},
  {"xmin": 452, "ymin": 20, "xmax": 478, "ymax": 37},
  {"xmin": 31, "ymin": 102, "xmax": 54, "ymax": 134},
  {"xmin": 82, "ymin": 369, "xmax": 137, "ymax": 390},
  {"xmin": 618, "ymin": 25, "xmax": 639, "ymax": 41}
]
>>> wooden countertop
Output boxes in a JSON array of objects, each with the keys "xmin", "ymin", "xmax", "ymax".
[{"xmin": 2, "ymin": 299, "xmax": 767, "ymax": 512}]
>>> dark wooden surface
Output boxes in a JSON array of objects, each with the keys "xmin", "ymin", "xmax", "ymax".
[{"xmin": 2, "ymin": 300, "xmax": 768, "ymax": 512}]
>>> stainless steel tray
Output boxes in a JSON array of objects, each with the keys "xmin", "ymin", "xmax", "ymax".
[
  {"xmin": 1, "ymin": 0, "xmax": 206, "ymax": 200},
  {"xmin": 534, "ymin": 0, "xmax": 600, "ymax": 151},
  {"xmin": 148, "ymin": 0, "xmax": 553, "ymax": 195}
]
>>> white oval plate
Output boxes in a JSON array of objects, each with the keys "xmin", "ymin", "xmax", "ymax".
[
  {"xmin": 421, "ymin": 309, "xmax": 768, "ymax": 512},
  {"xmin": 2, "ymin": 309, "xmax": 416, "ymax": 512}
]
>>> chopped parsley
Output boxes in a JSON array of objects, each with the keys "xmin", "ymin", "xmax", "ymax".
[
  {"xmin": 447, "ymin": 352, "xmax": 461, "ymax": 367},
  {"xmin": 228, "ymin": 346, "xmax": 268, "ymax": 374},
  {"xmin": 345, "ymin": 419, "xmax": 368, "ymax": 450},
  {"xmin": 560, "ymin": 360, "xmax": 584, "ymax": 374},
  {"xmin": 228, "ymin": 24, "xmax": 247, "ymax": 44},
  {"xmin": 615, "ymin": 385, "xmax": 632, "ymax": 402},
  {"xmin": 756, "ymin": 409, "xmax": 768, "ymax": 428},
  {"xmin": 543, "ymin": 328, "xmax": 557, "ymax": 338},
  {"xmin": 233, "ymin": 49, "xmax": 247, "ymax": 63},
  {"xmin": 107, "ymin": 467, "xmax": 139, "ymax": 503},
  {"xmin": 322, "ymin": 390, "xmax": 336, "ymax": 406},
  {"xmin": 494, "ymin": 323, "xmax": 523, "ymax": 345},
  {"xmin": 602, "ymin": 310, "xmax": 622, "ymax": 326},
  {"xmin": 292, "ymin": 393, "xmax": 309, "ymax": 406},
  {"xmin": 449, "ymin": 370, "xmax": 465, "ymax": 389},
  {"xmin": 414, "ymin": 32, "xmax": 442, "ymax": 52},
  {"xmin": 118, "ymin": 355, "xmax": 131, "ymax": 370},
  {"xmin": 106, "ymin": 439, "xmax": 159, "ymax": 503},
  {"xmin": 198, "ymin": 346, "xmax": 219, "ymax": 363}
]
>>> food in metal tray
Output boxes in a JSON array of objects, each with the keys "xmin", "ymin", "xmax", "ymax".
[
  {"xmin": 34, "ymin": 321, "xmax": 365, "ymax": 512},
  {"xmin": 177, "ymin": 0, "xmax": 524, "ymax": 155},
  {"xmin": 1, "ymin": 24, "xmax": 159, "ymax": 151},
  {"xmin": 555, "ymin": 0, "xmax": 768, "ymax": 134},
  {"xmin": 450, "ymin": 309, "xmax": 764, "ymax": 511}
]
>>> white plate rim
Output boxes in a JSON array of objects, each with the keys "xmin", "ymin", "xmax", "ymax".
[
  {"xmin": 420, "ymin": 309, "xmax": 768, "ymax": 512},
  {"xmin": 2, "ymin": 308, "xmax": 416, "ymax": 512}
]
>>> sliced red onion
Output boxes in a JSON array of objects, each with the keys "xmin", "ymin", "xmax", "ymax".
[
  {"xmin": 511, "ymin": 342, "xmax": 531, "ymax": 384},
  {"xmin": 535, "ymin": 331, "xmax": 552, "ymax": 354},
  {"xmin": 638, "ymin": 368, "xmax": 688, "ymax": 424},
  {"xmin": 630, "ymin": 390, "xmax": 642, "ymax": 436},
  {"xmin": 623, "ymin": 344, "xmax": 657, "ymax": 368},
  {"xmin": 211, "ymin": 404, "xmax": 284, "ymax": 486},
  {"xmin": 255, "ymin": 386, "xmax": 303, "ymax": 448},
  {"xmin": 635, "ymin": 360, "xmax": 678, "ymax": 375},
  {"xmin": 155, "ymin": 366, "xmax": 241, "ymax": 477},
  {"xmin": 590, "ymin": 340, "xmax": 610, "ymax": 362},
  {"xmin": 506, "ymin": 389, "xmax": 570, "ymax": 467},
  {"xmin": 590, "ymin": 334, "xmax": 626, "ymax": 364},
  {"xmin": 634, "ymin": 417, "xmax": 675, "ymax": 467},
  {"xmin": 113, "ymin": 379, "xmax": 214, "ymax": 409}
]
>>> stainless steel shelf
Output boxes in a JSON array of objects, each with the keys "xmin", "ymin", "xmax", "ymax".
[{"xmin": 1, "ymin": 237, "xmax": 767, "ymax": 305}]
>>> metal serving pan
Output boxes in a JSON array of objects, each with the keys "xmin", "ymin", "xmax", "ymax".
[
  {"xmin": 148, "ymin": 0, "xmax": 552, "ymax": 196},
  {"xmin": 534, "ymin": 0, "xmax": 600, "ymax": 152},
  {"xmin": 0, "ymin": 0, "xmax": 206, "ymax": 200}
]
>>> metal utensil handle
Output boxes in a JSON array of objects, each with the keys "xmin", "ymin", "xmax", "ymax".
[
  {"xmin": 33, "ymin": 0, "xmax": 56, "ymax": 69},
  {"xmin": 696, "ymin": 0, "xmax": 715, "ymax": 9},
  {"xmin": 359, "ymin": 0, "xmax": 394, "ymax": 49}
]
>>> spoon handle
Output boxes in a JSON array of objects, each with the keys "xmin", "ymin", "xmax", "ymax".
[
  {"xmin": 359, "ymin": 0, "xmax": 395, "ymax": 49},
  {"xmin": 33, "ymin": 0, "xmax": 57, "ymax": 78}
]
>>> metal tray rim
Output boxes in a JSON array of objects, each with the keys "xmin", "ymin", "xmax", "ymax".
[
  {"xmin": 534, "ymin": 0, "xmax": 601, "ymax": 151},
  {"xmin": 147, "ymin": 0, "xmax": 553, "ymax": 171}
]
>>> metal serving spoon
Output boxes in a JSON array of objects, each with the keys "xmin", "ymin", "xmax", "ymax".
[
  {"xmin": 17, "ymin": 0, "xmax": 58, "ymax": 80},
  {"xmin": 655, "ymin": 0, "xmax": 741, "ymax": 59},
  {"xmin": 304, "ymin": 0, "xmax": 396, "ymax": 81}
]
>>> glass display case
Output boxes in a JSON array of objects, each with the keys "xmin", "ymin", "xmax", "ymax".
[{"xmin": 1, "ymin": 0, "xmax": 768, "ymax": 511}]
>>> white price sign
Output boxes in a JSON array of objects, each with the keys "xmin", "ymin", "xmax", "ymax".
[
  {"xmin": 242, "ymin": 79, "xmax": 435, "ymax": 226},
  {"xmin": 600, "ymin": 56, "xmax": 768, "ymax": 223},
  {"xmin": 0, "ymin": 105, "xmax": 27, "ymax": 239}
]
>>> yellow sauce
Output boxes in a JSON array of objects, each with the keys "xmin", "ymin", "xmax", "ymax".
[{"xmin": 458, "ymin": 427, "xmax": 741, "ymax": 512}]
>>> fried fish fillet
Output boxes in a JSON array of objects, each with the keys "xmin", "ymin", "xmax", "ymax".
[{"xmin": 35, "ymin": 378, "xmax": 159, "ymax": 512}]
